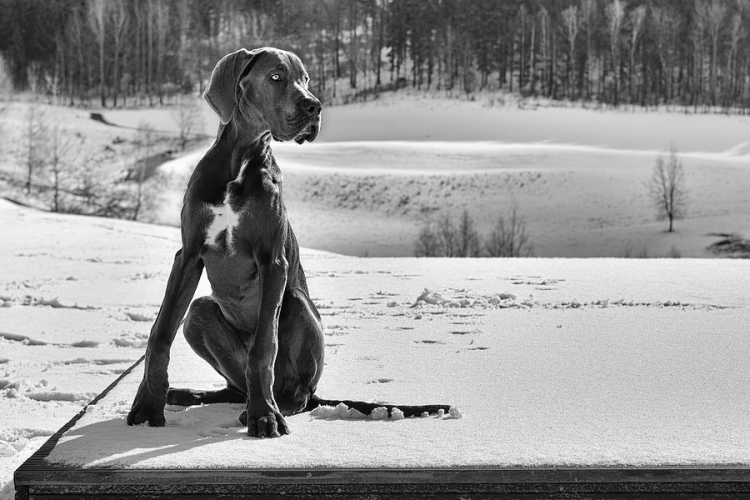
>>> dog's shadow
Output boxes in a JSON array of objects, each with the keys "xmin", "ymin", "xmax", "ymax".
[{"xmin": 44, "ymin": 403, "xmax": 266, "ymax": 468}]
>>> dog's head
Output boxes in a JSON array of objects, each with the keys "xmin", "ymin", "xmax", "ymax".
[{"xmin": 204, "ymin": 47, "xmax": 322, "ymax": 144}]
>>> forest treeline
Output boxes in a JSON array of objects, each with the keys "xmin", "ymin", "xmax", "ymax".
[{"xmin": 1, "ymin": 0, "xmax": 750, "ymax": 110}]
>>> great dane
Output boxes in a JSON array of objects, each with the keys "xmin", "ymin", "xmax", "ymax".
[{"xmin": 128, "ymin": 47, "xmax": 449, "ymax": 438}]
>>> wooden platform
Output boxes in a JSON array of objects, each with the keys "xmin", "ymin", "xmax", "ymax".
[
  {"xmin": 15, "ymin": 336, "xmax": 750, "ymax": 499},
  {"xmin": 14, "ymin": 258, "xmax": 750, "ymax": 498},
  {"xmin": 14, "ymin": 403, "xmax": 750, "ymax": 500}
]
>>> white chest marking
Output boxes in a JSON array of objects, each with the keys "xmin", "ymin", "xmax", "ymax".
[
  {"xmin": 204, "ymin": 161, "xmax": 248, "ymax": 251},
  {"xmin": 205, "ymin": 197, "xmax": 241, "ymax": 251}
]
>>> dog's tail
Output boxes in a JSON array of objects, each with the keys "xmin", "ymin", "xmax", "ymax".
[{"xmin": 305, "ymin": 395, "xmax": 451, "ymax": 418}]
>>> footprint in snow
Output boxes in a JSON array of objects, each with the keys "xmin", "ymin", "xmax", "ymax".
[
  {"xmin": 365, "ymin": 378, "xmax": 394, "ymax": 384},
  {"xmin": 70, "ymin": 340, "xmax": 100, "ymax": 348}
]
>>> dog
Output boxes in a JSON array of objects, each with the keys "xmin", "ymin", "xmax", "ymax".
[{"xmin": 127, "ymin": 47, "xmax": 449, "ymax": 438}]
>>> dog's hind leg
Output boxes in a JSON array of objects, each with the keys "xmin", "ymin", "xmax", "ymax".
[
  {"xmin": 273, "ymin": 287, "xmax": 325, "ymax": 416},
  {"xmin": 167, "ymin": 296, "xmax": 248, "ymax": 407}
]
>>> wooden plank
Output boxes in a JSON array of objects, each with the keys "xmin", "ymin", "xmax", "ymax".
[
  {"xmin": 20, "ymin": 480, "xmax": 750, "ymax": 499},
  {"xmin": 17, "ymin": 465, "xmax": 750, "ymax": 498}
]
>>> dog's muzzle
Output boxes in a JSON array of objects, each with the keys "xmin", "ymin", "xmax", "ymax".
[
  {"xmin": 294, "ymin": 119, "xmax": 320, "ymax": 144},
  {"xmin": 292, "ymin": 96, "xmax": 322, "ymax": 144}
]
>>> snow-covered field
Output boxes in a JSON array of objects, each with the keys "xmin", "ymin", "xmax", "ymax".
[
  {"xmin": 2, "ymin": 199, "xmax": 749, "ymax": 498},
  {"xmin": 2, "ymin": 94, "xmax": 750, "ymax": 497},
  {"xmin": 3, "ymin": 93, "xmax": 749, "ymax": 257},
  {"xmin": 104, "ymin": 93, "xmax": 750, "ymax": 258}
]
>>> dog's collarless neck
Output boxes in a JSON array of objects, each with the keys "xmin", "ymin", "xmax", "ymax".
[{"xmin": 221, "ymin": 126, "xmax": 273, "ymax": 177}]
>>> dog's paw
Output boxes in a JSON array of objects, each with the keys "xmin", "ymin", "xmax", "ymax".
[
  {"xmin": 127, "ymin": 395, "xmax": 166, "ymax": 426},
  {"xmin": 166, "ymin": 388, "xmax": 201, "ymax": 406},
  {"xmin": 127, "ymin": 380, "xmax": 167, "ymax": 426},
  {"xmin": 243, "ymin": 410, "xmax": 290, "ymax": 438}
]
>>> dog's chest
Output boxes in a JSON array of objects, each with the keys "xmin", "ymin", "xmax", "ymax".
[
  {"xmin": 202, "ymin": 160, "xmax": 281, "ymax": 252},
  {"xmin": 204, "ymin": 197, "xmax": 242, "ymax": 251}
]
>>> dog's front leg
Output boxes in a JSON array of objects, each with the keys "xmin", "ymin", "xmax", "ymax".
[
  {"xmin": 245, "ymin": 255, "xmax": 289, "ymax": 437},
  {"xmin": 128, "ymin": 249, "xmax": 203, "ymax": 426}
]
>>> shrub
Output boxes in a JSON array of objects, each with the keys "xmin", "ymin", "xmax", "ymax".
[{"xmin": 414, "ymin": 206, "xmax": 533, "ymax": 258}]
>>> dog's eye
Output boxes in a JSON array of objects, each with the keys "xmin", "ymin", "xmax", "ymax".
[{"xmin": 270, "ymin": 74, "xmax": 282, "ymax": 82}]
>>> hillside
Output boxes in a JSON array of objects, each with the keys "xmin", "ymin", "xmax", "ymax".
[{"xmin": 128, "ymin": 92, "xmax": 750, "ymax": 258}]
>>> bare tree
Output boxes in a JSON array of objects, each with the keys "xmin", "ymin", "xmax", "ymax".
[
  {"xmin": 132, "ymin": 122, "xmax": 155, "ymax": 220},
  {"xmin": 606, "ymin": 0, "xmax": 625, "ymax": 106},
  {"xmin": 171, "ymin": 97, "xmax": 205, "ymax": 150},
  {"xmin": 652, "ymin": 5, "xmax": 678, "ymax": 104},
  {"xmin": 485, "ymin": 203, "xmax": 534, "ymax": 257},
  {"xmin": 437, "ymin": 212, "xmax": 458, "ymax": 257},
  {"xmin": 581, "ymin": 0, "xmax": 596, "ymax": 100},
  {"xmin": 414, "ymin": 221, "xmax": 441, "ymax": 257},
  {"xmin": 726, "ymin": 12, "xmax": 745, "ymax": 106},
  {"xmin": 415, "ymin": 211, "xmax": 481, "ymax": 257},
  {"xmin": 46, "ymin": 110, "xmax": 80, "ymax": 212},
  {"xmin": 22, "ymin": 98, "xmax": 46, "ymax": 194},
  {"xmin": 705, "ymin": 0, "xmax": 727, "ymax": 106},
  {"xmin": 175, "ymin": 1, "xmax": 190, "ymax": 89},
  {"xmin": 87, "ymin": 0, "xmax": 107, "ymax": 107},
  {"xmin": 0, "ymin": 54, "xmax": 11, "ymax": 98},
  {"xmin": 647, "ymin": 146, "xmax": 688, "ymax": 233},
  {"xmin": 692, "ymin": 2, "xmax": 709, "ymax": 108},
  {"xmin": 111, "ymin": 2, "xmax": 129, "ymax": 107},
  {"xmin": 628, "ymin": 5, "xmax": 647, "ymax": 104},
  {"xmin": 457, "ymin": 209, "xmax": 481, "ymax": 257},
  {"xmin": 153, "ymin": 0, "xmax": 170, "ymax": 104},
  {"xmin": 561, "ymin": 5, "xmax": 580, "ymax": 100}
]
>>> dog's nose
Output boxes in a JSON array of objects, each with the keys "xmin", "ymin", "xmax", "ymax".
[{"xmin": 303, "ymin": 98, "xmax": 322, "ymax": 117}]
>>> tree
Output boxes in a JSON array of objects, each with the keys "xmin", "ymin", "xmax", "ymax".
[
  {"xmin": 457, "ymin": 209, "xmax": 481, "ymax": 257},
  {"xmin": 110, "ymin": 1, "xmax": 129, "ymax": 107},
  {"xmin": 171, "ymin": 96, "xmax": 205, "ymax": 150},
  {"xmin": 87, "ymin": 0, "xmax": 107, "ymax": 107},
  {"xmin": 705, "ymin": 0, "xmax": 727, "ymax": 106},
  {"xmin": 606, "ymin": 0, "xmax": 625, "ymax": 106},
  {"xmin": 562, "ymin": 5, "xmax": 580, "ymax": 100},
  {"xmin": 414, "ymin": 221, "xmax": 441, "ymax": 257},
  {"xmin": 628, "ymin": 5, "xmax": 646, "ymax": 104},
  {"xmin": 437, "ymin": 212, "xmax": 458, "ymax": 257},
  {"xmin": 485, "ymin": 203, "xmax": 533, "ymax": 257},
  {"xmin": 646, "ymin": 146, "xmax": 688, "ymax": 233},
  {"xmin": 581, "ymin": 0, "xmax": 596, "ymax": 100},
  {"xmin": 46, "ymin": 108, "xmax": 80, "ymax": 212},
  {"xmin": 652, "ymin": 5, "xmax": 678, "ymax": 105},
  {"xmin": 132, "ymin": 122, "xmax": 155, "ymax": 221},
  {"xmin": 153, "ymin": 0, "xmax": 169, "ymax": 104},
  {"xmin": 692, "ymin": 1, "xmax": 709, "ymax": 108},
  {"xmin": 726, "ymin": 11, "xmax": 746, "ymax": 106},
  {"xmin": 23, "ymin": 97, "xmax": 46, "ymax": 194},
  {"xmin": 4, "ymin": 0, "xmax": 750, "ymax": 113}
]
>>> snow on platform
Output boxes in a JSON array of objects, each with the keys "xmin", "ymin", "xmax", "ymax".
[{"xmin": 14, "ymin": 257, "xmax": 750, "ymax": 497}]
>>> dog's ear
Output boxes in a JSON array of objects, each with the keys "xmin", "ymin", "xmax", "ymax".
[{"xmin": 204, "ymin": 48, "xmax": 262, "ymax": 125}]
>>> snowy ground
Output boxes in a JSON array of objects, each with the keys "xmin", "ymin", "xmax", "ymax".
[
  {"xmin": 2, "ymin": 199, "xmax": 750, "ymax": 498},
  {"xmin": 44, "ymin": 258, "xmax": 750, "ymax": 471}
]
